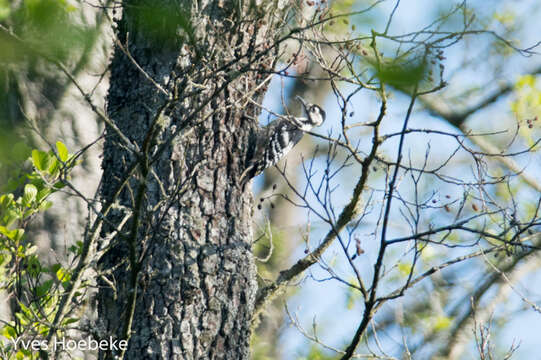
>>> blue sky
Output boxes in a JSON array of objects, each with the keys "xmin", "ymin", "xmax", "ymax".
[{"xmin": 254, "ymin": 1, "xmax": 541, "ymax": 358}]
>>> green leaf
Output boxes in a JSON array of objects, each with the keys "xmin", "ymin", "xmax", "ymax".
[
  {"xmin": 398, "ymin": 263, "xmax": 413, "ymax": 277},
  {"xmin": 0, "ymin": 226, "xmax": 23, "ymax": 241},
  {"xmin": 516, "ymin": 74, "xmax": 536, "ymax": 89},
  {"xmin": 137, "ymin": 3, "xmax": 194, "ymax": 46},
  {"xmin": 37, "ymin": 188, "xmax": 51, "ymax": 202},
  {"xmin": 47, "ymin": 153, "xmax": 60, "ymax": 176},
  {"xmin": 35, "ymin": 279, "xmax": 53, "ymax": 298},
  {"xmin": 0, "ymin": 0, "xmax": 10, "ymax": 22},
  {"xmin": 0, "ymin": 193, "xmax": 15, "ymax": 209},
  {"xmin": 0, "ymin": 225, "xmax": 10, "ymax": 238},
  {"xmin": 53, "ymin": 181, "xmax": 66, "ymax": 189},
  {"xmin": 69, "ymin": 240, "xmax": 84, "ymax": 255},
  {"xmin": 38, "ymin": 201, "xmax": 53, "ymax": 212},
  {"xmin": 22, "ymin": 209, "xmax": 37, "ymax": 219},
  {"xmin": 49, "ymin": 263, "xmax": 61, "ymax": 274},
  {"xmin": 26, "ymin": 255, "xmax": 41, "ymax": 276},
  {"xmin": 23, "ymin": 184, "xmax": 38, "ymax": 206},
  {"xmin": 61, "ymin": 280, "xmax": 71, "ymax": 290},
  {"xmin": 17, "ymin": 302, "xmax": 32, "ymax": 318},
  {"xmin": 56, "ymin": 141, "xmax": 69, "ymax": 162},
  {"xmin": 2, "ymin": 209, "xmax": 19, "ymax": 228},
  {"xmin": 434, "ymin": 316, "xmax": 452, "ymax": 331},
  {"xmin": 13, "ymin": 229, "xmax": 25, "ymax": 242},
  {"xmin": 0, "ymin": 251, "xmax": 12, "ymax": 266},
  {"xmin": 376, "ymin": 59, "xmax": 427, "ymax": 87},
  {"xmin": 31, "ymin": 149, "xmax": 50, "ymax": 171},
  {"xmin": 56, "ymin": 267, "xmax": 70, "ymax": 282},
  {"xmin": 1, "ymin": 324, "xmax": 17, "ymax": 340},
  {"xmin": 62, "ymin": 317, "xmax": 78, "ymax": 325}
]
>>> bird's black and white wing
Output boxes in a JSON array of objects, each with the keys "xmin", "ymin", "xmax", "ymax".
[
  {"xmin": 238, "ymin": 97, "xmax": 325, "ymax": 187},
  {"xmin": 239, "ymin": 119, "xmax": 303, "ymax": 185}
]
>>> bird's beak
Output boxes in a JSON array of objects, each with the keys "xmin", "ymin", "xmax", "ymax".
[
  {"xmin": 295, "ymin": 95, "xmax": 307, "ymax": 105},
  {"xmin": 296, "ymin": 95, "xmax": 308, "ymax": 111}
]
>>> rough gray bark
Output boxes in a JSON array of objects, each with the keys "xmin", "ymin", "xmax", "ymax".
[{"xmin": 98, "ymin": 0, "xmax": 279, "ymax": 358}]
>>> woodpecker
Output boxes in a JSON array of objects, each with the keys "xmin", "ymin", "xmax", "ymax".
[{"xmin": 239, "ymin": 96, "xmax": 326, "ymax": 187}]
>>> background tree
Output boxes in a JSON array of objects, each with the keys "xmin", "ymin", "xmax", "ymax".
[{"xmin": 0, "ymin": 1, "xmax": 540, "ymax": 360}]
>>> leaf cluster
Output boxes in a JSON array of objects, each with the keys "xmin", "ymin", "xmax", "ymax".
[{"xmin": 0, "ymin": 141, "xmax": 80, "ymax": 360}]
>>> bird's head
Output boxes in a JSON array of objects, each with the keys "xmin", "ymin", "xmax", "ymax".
[{"xmin": 296, "ymin": 96, "xmax": 326, "ymax": 127}]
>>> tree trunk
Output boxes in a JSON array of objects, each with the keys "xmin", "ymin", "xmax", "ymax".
[{"xmin": 98, "ymin": 0, "xmax": 277, "ymax": 358}]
